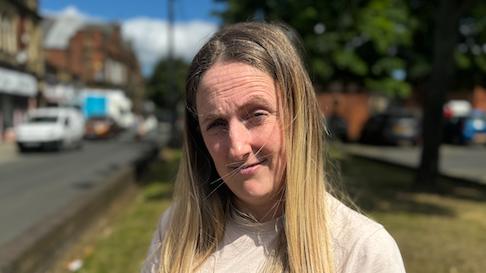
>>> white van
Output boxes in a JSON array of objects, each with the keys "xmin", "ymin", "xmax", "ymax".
[{"xmin": 15, "ymin": 107, "xmax": 85, "ymax": 152}]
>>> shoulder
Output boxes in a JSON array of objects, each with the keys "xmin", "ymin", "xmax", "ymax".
[
  {"xmin": 327, "ymin": 196, "xmax": 406, "ymax": 273},
  {"xmin": 141, "ymin": 206, "xmax": 175, "ymax": 273},
  {"xmin": 155, "ymin": 205, "xmax": 175, "ymax": 240}
]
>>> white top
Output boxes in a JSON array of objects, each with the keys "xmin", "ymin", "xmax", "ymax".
[{"xmin": 141, "ymin": 196, "xmax": 406, "ymax": 273}]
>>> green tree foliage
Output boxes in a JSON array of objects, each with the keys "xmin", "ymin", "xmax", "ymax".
[
  {"xmin": 452, "ymin": 3, "xmax": 486, "ymax": 88},
  {"xmin": 215, "ymin": 0, "xmax": 417, "ymax": 97},
  {"xmin": 216, "ymin": 0, "xmax": 486, "ymax": 95},
  {"xmin": 147, "ymin": 57, "xmax": 189, "ymax": 147},
  {"xmin": 406, "ymin": 0, "xmax": 483, "ymax": 89},
  {"xmin": 146, "ymin": 58, "xmax": 189, "ymax": 112}
]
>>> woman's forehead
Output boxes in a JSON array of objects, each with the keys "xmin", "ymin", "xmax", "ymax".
[
  {"xmin": 199, "ymin": 62, "xmax": 272, "ymax": 89},
  {"xmin": 197, "ymin": 93, "xmax": 277, "ymax": 120},
  {"xmin": 196, "ymin": 62, "xmax": 280, "ymax": 111}
]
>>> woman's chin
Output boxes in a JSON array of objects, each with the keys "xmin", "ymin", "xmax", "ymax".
[{"xmin": 235, "ymin": 185, "xmax": 276, "ymax": 206}]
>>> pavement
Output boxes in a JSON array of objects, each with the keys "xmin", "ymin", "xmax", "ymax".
[
  {"xmin": 342, "ymin": 143, "xmax": 486, "ymax": 186},
  {"xmin": 0, "ymin": 142, "xmax": 18, "ymax": 165}
]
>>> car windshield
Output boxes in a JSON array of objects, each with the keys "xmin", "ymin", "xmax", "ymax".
[{"xmin": 28, "ymin": 116, "xmax": 58, "ymax": 123}]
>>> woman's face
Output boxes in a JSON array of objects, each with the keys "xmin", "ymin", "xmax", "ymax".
[{"xmin": 196, "ymin": 61, "xmax": 285, "ymax": 216}]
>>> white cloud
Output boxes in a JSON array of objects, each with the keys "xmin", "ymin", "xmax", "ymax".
[
  {"xmin": 42, "ymin": 6, "xmax": 218, "ymax": 76},
  {"xmin": 42, "ymin": 5, "xmax": 103, "ymax": 22},
  {"xmin": 42, "ymin": 6, "xmax": 105, "ymax": 49},
  {"xmin": 121, "ymin": 18, "xmax": 218, "ymax": 75}
]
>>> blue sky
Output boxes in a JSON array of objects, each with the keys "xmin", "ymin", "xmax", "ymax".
[
  {"xmin": 40, "ymin": 1, "xmax": 224, "ymax": 75},
  {"xmin": 40, "ymin": 0, "xmax": 225, "ymax": 23}
]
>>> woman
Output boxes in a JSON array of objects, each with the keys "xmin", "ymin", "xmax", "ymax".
[{"xmin": 142, "ymin": 22, "xmax": 406, "ymax": 273}]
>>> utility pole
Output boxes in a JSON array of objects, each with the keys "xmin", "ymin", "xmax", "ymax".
[
  {"xmin": 167, "ymin": 0, "xmax": 180, "ymax": 147},
  {"xmin": 167, "ymin": 0, "xmax": 174, "ymax": 61}
]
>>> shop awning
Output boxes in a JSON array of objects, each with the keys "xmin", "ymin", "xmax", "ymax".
[{"xmin": 0, "ymin": 67, "xmax": 38, "ymax": 97}]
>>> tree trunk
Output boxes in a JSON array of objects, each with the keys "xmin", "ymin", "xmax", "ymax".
[{"xmin": 414, "ymin": 0, "xmax": 463, "ymax": 190}]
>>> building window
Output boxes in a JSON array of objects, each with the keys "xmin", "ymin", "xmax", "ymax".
[
  {"xmin": 0, "ymin": 14, "xmax": 17, "ymax": 55},
  {"xmin": 9, "ymin": 17, "xmax": 17, "ymax": 54},
  {"xmin": 104, "ymin": 58, "xmax": 126, "ymax": 85},
  {"xmin": 0, "ymin": 14, "xmax": 6, "ymax": 52}
]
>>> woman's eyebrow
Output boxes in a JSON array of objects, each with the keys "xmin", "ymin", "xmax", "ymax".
[
  {"xmin": 197, "ymin": 95, "xmax": 275, "ymax": 124},
  {"xmin": 199, "ymin": 113, "xmax": 221, "ymax": 125},
  {"xmin": 242, "ymin": 95, "xmax": 275, "ymax": 110}
]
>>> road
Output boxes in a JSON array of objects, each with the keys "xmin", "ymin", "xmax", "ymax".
[{"xmin": 0, "ymin": 132, "xmax": 162, "ymax": 248}]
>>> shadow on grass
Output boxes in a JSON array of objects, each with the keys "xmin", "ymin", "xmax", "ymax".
[
  {"xmin": 349, "ymin": 189, "xmax": 456, "ymax": 216},
  {"xmin": 335, "ymin": 156, "xmax": 472, "ymax": 217}
]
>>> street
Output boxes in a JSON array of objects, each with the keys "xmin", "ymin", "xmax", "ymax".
[{"xmin": 0, "ymin": 132, "xmax": 162, "ymax": 248}]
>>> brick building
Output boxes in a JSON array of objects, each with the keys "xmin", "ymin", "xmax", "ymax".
[
  {"xmin": 0, "ymin": 0, "xmax": 44, "ymax": 142},
  {"xmin": 43, "ymin": 18, "xmax": 144, "ymax": 111}
]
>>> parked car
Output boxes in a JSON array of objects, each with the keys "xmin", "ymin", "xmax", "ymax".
[
  {"xmin": 15, "ymin": 107, "xmax": 85, "ymax": 152},
  {"xmin": 443, "ymin": 110, "xmax": 486, "ymax": 145},
  {"xmin": 360, "ymin": 110, "xmax": 420, "ymax": 146},
  {"xmin": 326, "ymin": 114, "xmax": 349, "ymax": 142},
  {"xmin": 84, "ymin": 116, "xmax": 120, "ymax": 139},
  {"xmin": 443, "ymin": 100, "xmax": 471, "ymax": 118}
]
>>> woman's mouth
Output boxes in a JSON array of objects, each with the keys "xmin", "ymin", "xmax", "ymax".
[{"xmin": 237, "ymin": 160, "xmax": 266, "ymax": 175}]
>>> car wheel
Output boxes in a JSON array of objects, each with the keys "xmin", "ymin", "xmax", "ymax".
[
  {"xmin": 76, "ymin": 139, "xmax": 84, "ymax": 150},
  {"xmin": 49, "ymin": 140, "xmax": 63, "ymax": 151},
  {"xmin": 17, "ymin": 143, "xmax": 29, "ymax": 153}
]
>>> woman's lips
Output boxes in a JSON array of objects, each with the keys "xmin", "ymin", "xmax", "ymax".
[{"xmin": 237, "ymin": 160, "xmax": 266, "ymax": 175}]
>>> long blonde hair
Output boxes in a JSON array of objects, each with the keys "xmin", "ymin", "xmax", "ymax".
[{"xmin": 159, "ymin": 22, "xmax": 333, "ymax": 273}]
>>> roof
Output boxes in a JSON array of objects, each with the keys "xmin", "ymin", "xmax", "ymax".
[{"xmin": 43, "ymin": 15, "xmax": 85, "ymax": 49}]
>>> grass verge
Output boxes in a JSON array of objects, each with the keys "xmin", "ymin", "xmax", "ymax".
[
  {"xmin": 339, "ymin": 154, "xmax": 486, "ymax": 273},
  {"xmin": 60, "ymin": 148, "xmax": 486, "ymax": 273}
]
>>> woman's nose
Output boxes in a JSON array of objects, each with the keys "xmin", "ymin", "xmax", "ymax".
[{"xmin": 227, "ymin": 121, "xmax": 251, "ymax": 160}]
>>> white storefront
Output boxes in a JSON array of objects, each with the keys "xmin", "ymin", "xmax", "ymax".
[
  {"xmin": 44, "ymin": 83, "xmax": 79, "ymax": 106},
  {"xmin": 0, "ymin": 67, "xmax": 38, "ymax": 142}
]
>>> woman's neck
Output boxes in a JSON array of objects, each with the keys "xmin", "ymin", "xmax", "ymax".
[{"xmin": 233, "ymin": 197, "xmax": 283, "ymax": 222}]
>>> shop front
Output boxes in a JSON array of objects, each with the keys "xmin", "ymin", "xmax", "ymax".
[
  {"xmin": 0, "ymin": 67, "xmax": 38, "ymax": 142},
  {"xmin": 44, "ymin": 83, "xmax": 80, "ymax": 107}
]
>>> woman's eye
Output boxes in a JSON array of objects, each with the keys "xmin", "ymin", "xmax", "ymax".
[
  {"xmin": 206, "ymin": 119, "xmax": 226, "ymax": 131},
  {"xmin": 249, "ymin": 111, "xmax": 268, "ymax": 123}
]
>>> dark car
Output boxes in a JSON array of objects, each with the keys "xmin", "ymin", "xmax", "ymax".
[
  {"xmin": 326, "ymin": 114, "xmax": 349, "ymax": 142},
  {"xmin": 84, "ymin": 116, "xmax": 120, "ymax": 139},
  {"xmin": 443, "ymin": 110, "xmax": 486, "ymax": 145},
  {"xmin": 360, "ymin": 111, "xmax": 420, "ymax": 146}
]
